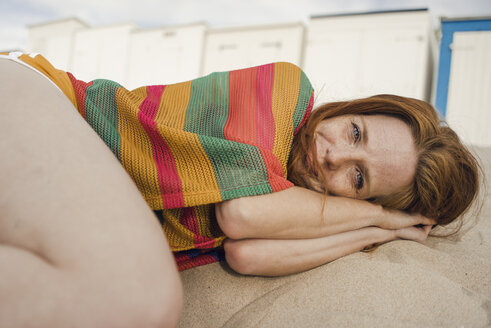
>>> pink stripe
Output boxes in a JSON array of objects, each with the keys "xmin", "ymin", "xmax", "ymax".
[
  {"xmin": 173, "ymin": 253, "xmax": 193, "ymax": 271},
  {"xmin": 138, "ymin": 85, "xmax": 185, "ymax": 209},
  {"xmin": 255, "ymin": 63, "xmax": 275, "ymax": 151},
  {"xmin": 174, "ymin": 253, "xmax": 218, "ymax": 271},
  {"xmin": 67, "ymin": 72, "xmax": 92, "ymax": 119}
]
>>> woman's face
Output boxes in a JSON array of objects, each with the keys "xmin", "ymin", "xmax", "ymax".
[{"xmin": 312, "ymin": 114, "xmax": 418, "ymax": 200}]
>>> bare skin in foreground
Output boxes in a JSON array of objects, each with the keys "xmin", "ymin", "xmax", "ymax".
[{"xmin": 0, "ymin": 60, "xmax": 183, "ymax": 327}]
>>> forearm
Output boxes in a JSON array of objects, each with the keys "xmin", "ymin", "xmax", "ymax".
[
  {"xmin": 216, "ymin": 186, "xmax": 384, "ymax": 240},
  {"xmin": 224, "ymin": 226, "xmax": 396, "ymax": 276},
  {"xmin": 216, "ymin": 186, "xmax": 437, "ymax": 240}
]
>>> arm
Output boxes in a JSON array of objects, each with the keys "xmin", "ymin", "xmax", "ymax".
[
  {"xmin": 216, "ymin": 186, "xmax": 436, "ymax": 240},
  {"xmin": 224, "ymin": 225, "xmax": 432, "ymax": 276}
]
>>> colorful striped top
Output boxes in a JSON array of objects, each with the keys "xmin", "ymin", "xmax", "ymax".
[{"xmin": 3, "ymin": 52, "xmax": 314, "ymax": 270}]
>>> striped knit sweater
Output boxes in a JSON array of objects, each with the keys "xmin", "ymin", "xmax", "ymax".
[{"xmin": 3, "ymin": 53, "xmax": 314, "ymax": 270}]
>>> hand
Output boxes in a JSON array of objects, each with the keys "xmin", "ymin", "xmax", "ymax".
[
  {"xmin": 394, "ymin": 224, "xmax": 433, "ymax": 244},
  {"xmin": 376, "ymin": 207, "xmax": 437, "ymax": 230}
]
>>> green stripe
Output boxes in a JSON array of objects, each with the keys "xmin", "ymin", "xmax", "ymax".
[
  {"xmin": 84, "ymin": 79, "xmax": 121, "ymax": 160},
  {"xmin": 198, "ymin": 135, "xmax": 273, "ymax": 200},
  {"xmin": 292, "ymin": 71, "xmax": 314, "ymax": 132},
  {"xmin": 184, "ymin": 71, "xmax": 229, "ymax": 138}
]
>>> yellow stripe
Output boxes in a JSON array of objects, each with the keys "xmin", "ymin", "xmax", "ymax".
[
  {"xmin": 154, "ymin": 82, "xmax": 222, "ymax": 207},
  {"xmin": 154, "ymin": 81, "xmax": 191, "ymax": 130},
  {"xmin": 161, "ymin": 208, "xmax": 196, "ymax": 251},
  {"xmin": 214, "ymin": 236, "xmax": 227, "ymax": 248},
  {"xmin": 117, "ymin": 87, "xmax": 164, "ymax": 210},
  {"xmin": 162, "ymin": 206, "xmax": 225, "ymax": 252},
  {"xmin": 271, "ymin": 62, "xmax": 301, "ymax": 176},
  {"xmin": 194, "ymin": 205, "xmax": 214, "ymax": 239}
]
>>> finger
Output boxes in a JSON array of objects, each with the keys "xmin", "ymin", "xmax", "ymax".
[
  {"xmin": 396, "ymin": 226, "xmax": 423, "ymax": 242},
  {"xmin": 403, "ymin": 226, "xmax": 425, "ymax": 243},
  {"xmin": 409, "ymin": 214, "xmax": 435, "ymax": 228},
  {"xmin": 415, "ymin": 225, "xmax": 432, "ymax": 243},
  {"xmin": 420, "ymin": 215, "xmax": 437, "ymax": 226},
  {"xmin": 397, "ymin": 215, "xmax": 423, "ymax": 229}
]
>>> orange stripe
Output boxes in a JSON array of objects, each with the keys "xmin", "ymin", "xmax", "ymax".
[
  {"xmin": 255, "ymin": 63, "xmax": 275, "ymax": 151},
  {"xmin": 224, "ymin": 66, "xmax": 257, "ymax": 144}
]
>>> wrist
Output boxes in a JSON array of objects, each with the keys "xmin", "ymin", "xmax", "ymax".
[
  {"xmin": 368, "ymin": 203, "xmax": 385, "ymax": 227},
  {"xmin": 386, "ymin": 227, "xmax": 398, "ymax": 242},
  {"xmin": 350, "ymin": 226, "xmax": 396, "ymax": 251},
  {"xmin": 373, "ymin": 226, "xmax": 397, "ymax": 243}
]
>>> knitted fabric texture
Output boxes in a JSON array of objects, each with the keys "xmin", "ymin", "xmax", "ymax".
[{"xmin": 5, "ymin": 53, "xmax": 315, "ymax": 270}]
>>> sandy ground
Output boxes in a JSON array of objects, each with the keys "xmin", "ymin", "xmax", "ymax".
[{"xmin": 179, "ymin": 146, "xmax": 491, "ymax": 328}]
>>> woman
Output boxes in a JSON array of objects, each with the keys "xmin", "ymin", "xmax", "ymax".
[
  {"xmin": 0, "ymin": 53, "xmax": 480, "ymax": 327},
  {"xmin": 219, "ymin": 94, "xmax": 480, "ymax": 276}
]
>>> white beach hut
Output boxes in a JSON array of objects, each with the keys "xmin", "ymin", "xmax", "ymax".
[
  {"xmin": 27, "ymin": 17, "xmax": 88, "ymax": 71},
  {"xmin": 303, "ymin": 9, "xmax": 435, "ymax": 105},
  {"xmin": 435, "ymin": 17, "xmax": 491, "ymax": 147},
  {"xmin": 126, "ymin": 23, "xmax": 207, "ymax": 89},
  {"xmin": 202, "ymin": 23, "xmax": 304, "ymax": 75},
  {"xmin": 70, "ymin": 23, "xmax": 136, "ymax": 85}
]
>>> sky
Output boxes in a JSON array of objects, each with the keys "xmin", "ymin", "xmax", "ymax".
[{"xmin": 1, "ymin": 0, "xmax": 491, "ymax": 51}]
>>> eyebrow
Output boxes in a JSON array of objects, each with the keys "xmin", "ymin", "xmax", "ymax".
[{"xmin": 359, "ymin": 116, "xmax": 371, "ymax": 197}]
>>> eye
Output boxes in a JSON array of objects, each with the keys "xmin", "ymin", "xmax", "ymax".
[
  {"xmin": 352, "ymin": 123, "xmax": 361, "ymax": 142},
  {"xmin": 355, "ymin": 170, "xmax": 364, "ymax": 190}
]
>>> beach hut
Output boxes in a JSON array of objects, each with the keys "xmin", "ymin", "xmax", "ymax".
[
  {"xmin": 303, "ymin": 9, "xmax": 435, "ymax": 105},
  {"xmin": 126, "ymin": 23, "xmax": 207, "ymax": 89},
  {"xmin": 70, "ymin": 23, "xmax": 137, "ymax": 85},
  {"xmin": 435, "ymin": 17, "xmax": 491, "ymax": 146},
  {"xmin": 202, "ymin": 23, "xmax": 304, "ymax": 75},
  {"xmin": 27, "ymin": 18, "xmax": 88, "ymax": 71}
]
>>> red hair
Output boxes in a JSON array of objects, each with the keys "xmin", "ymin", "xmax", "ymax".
[{"xmin": 288, "ymin": 95, "xmax": 482, "ymax": 249}]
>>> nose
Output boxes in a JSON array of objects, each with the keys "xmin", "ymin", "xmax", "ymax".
[{"xmin": 326, "ymin": 147, "xmax": 356, "ymax": 170}]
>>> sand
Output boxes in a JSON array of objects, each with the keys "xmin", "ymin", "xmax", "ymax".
[{"xmin": 179, "ymin": 146, "xmax": 491, "ymax": 328}]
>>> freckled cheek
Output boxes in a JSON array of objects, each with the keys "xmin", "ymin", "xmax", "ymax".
[{"xmin": 323, "ymin": 171, "xmax": 349, "ymax": 196}]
